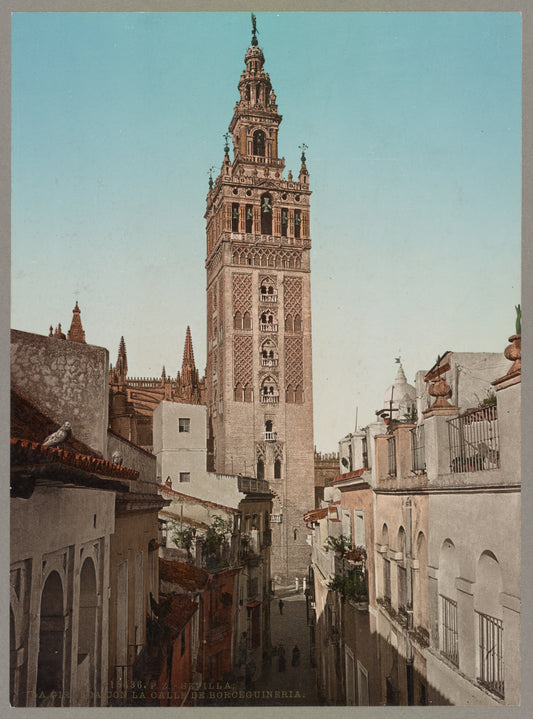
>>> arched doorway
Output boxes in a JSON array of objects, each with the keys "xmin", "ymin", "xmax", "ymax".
[
  {"xmin": 77, "ymin": 558, "xmax": 98, "ymax": 705},
  {"xmin": 37, "ymin": 571, "xmax": 65, "ymax": 706}
]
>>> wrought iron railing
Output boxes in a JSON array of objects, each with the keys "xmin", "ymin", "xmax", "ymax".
[
  {"xmin": 261, "ymin": 358, "xmax": 278, "ymax": 367},
  {"xmin": 260, "ymin": 294, "xmax": 278, "ymax": 302},
  {"xmin": 440, "ymin": 595, "xmax": 459, "ymax": 666},
  {"xmin": 264, "ymin": 431, "xmax": 277, "ymax": 441},
  {"xmin": 261, "ymin": 395, "xmax": 279, "ymax": 404},
  {"xmin": 260, "ymin": 323, "xmax": 278, "ymax": 332},
  {"xmin": 448, "ymin": 405, "xmax": 499, "ymax": 473},
  {"xmin": 477, "ymin": 611, "xmax": 504, "ymax": 698},
  {"xmin": 411, "ymin": 425, "xmax": 426, "ymax": 472}
]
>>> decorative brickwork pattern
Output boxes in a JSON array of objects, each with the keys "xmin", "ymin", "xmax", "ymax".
[
  {"xmin": 233, "ymin": 336, "xmax": 253, "ymax": 386},
  {"xmin": 285, "ymin": 336, "xmax": 303, "ymax": 386},
  {"xmin": 256, "ymin": 442, "xmax": 266, "ymax": 460},
  {"xmin": 273, "ymin": 442, "xmax": 284, "ymax": 460},
  {"xmin": 284, "ymin": 277, "xmax": 303, "ymax": 315},
  {"xmin": 232, "ymin": 273, "xmax": 253, "ymax": 314}
]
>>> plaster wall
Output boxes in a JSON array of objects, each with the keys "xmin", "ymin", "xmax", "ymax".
[{"xmin": 11, "ymin": 330, "xmax": 109, "ymax": 456}]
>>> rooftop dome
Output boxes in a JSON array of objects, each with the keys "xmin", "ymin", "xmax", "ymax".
[{"xmin": 383, "ymin": 362, "xmax": 416, "ymax": 417}]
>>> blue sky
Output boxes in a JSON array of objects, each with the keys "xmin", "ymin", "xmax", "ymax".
[{"xmin": 11, "ymin": 12, "xmax": 521, "ymax": 452}]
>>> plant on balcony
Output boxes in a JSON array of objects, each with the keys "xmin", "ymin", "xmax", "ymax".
[
  {"xmin": 479, "ymin": 391, "xmax": 497, "ymax": 407},
  {"xmin": 202, "ymin": 515, "xmax": 232, "ymax": 568},
  {"xmin": 324, "ymin": 534, "xmax": 351, "ymax": 558},
  {"xmin": 171, "ymin": 524, "xmax": 195, "ymax": 561},
  {"xmin": 327, "ymin": 567, "xmax": 368, "ymax": 602}
]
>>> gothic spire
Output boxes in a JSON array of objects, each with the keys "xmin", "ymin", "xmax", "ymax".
[
  {"xmin": 182, "ymin": 326, "xmax": 195, "ymax": 370},
  {"xmin": 67, "ymin": 300, "xmax": 86, "ymax": 343},
  {"xmin": 115, "ymin": 336, "xmax": 128, "ymax": 384}
]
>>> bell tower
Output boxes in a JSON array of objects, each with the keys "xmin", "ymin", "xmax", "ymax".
[{"xmin": 205, "ymin": 16, "xmax": 314, "ymax": 581}]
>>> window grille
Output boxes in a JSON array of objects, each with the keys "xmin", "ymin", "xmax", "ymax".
[
  {"xmin": 440, "ymin": 595, "xmax": 459, "ymax": 666},
  {"xmin": 179, "ymin": 472, "xmax": 191, "ymax": 483},
  {"xmin": 411, "ymin": 425, "xmax": 425, "ymax": 472},
  {"xmin": 477, "ymin": 611, "xmax": 504, "ymax": 698},
  {"xmin": 388, "ymin": 436, "xmax": 397, "ymax": 477},
  {"xmin": 448, "ymin": 405, "xmax": 499, "ymax": 473}
]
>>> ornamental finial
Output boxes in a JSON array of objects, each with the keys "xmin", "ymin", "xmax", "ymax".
[
  {"xmin": 299, "ymin": 142, "xmax": 308, "ymax": 164},
  {"xmin": 251, "ymin": 13, "xmax": 258, "ymax": 46},
  {"xmin": 224, "ymin": 133, "xmax": 230, "ymax": 155},
  {"xmin": 208, "ymin": 165, "xmax": 215, "ymax": 190}
]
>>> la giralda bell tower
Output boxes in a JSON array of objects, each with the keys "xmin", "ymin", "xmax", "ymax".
[{"xmin": 205, "ymin": 17, "xmax": 314, "ymax": 581}]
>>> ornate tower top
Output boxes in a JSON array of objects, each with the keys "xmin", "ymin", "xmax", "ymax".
[
  {"xmin": 180, "ymin": 326, "xmax": 197, "ymax": 387},
  {"xmin": 113, "ymin": 336, "xmax": 128, "ymax": 386},
  {"xmin": 67, "ymin": 301, "xmax": 86, "ymax": 343}
]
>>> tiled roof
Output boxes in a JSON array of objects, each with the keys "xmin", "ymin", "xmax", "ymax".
[
  {"xmin": 159, "ymin": 559, "xmax": 209, "ymax": 591},
  {"xmin": 161, "ymin": 593, "xmax": 198, "ymax": 636},
  {"xmin": 157, "ymin": 484, "xmax": 240, "ymax": 514},
  {"xmin": 333, "ymin": 468, "xmax": 367, "ymax": 482},
  {"xmin": 303, "ymin": 507, "xmax": 328, "ymax": 522},
  {"xmin": 11, "ymin": 438, "xmax": 138, "ymax": 481}
]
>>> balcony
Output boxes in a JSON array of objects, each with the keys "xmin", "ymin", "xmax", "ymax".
[
  {"xmin": 237, "ymin": 476, "xmax": 270, "ymax": 494},
  {"xmin": 260, "ymin": 324, "xmax": 278, "ymax": 332},
  {"xmin": 260, "ymin": 294, "xmax": 278, "ymax": 303},
  {"xmin": 270, "ymin": 513, "xmax": 282, "ymax": 523},
  {"xmin": 261, "ymin": 395, "xmax": 279, "ymax": 404},
  {"xmin": 448, "ymin": 405, "xmax": 499, "ymax": 473},
  {"xmin": 261, "ymin": 358, "xmax": 278, "ymax": 367},
  {"xmin": 264, "ymin": 431, "xmax": 277, "ymax": 441}
]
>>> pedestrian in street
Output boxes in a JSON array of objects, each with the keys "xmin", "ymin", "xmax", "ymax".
[
  {"xmin": 292, "ymin": 645, "xmax": 300, "ymax": 667},
  {"xmin": 278, "ymin": 598, "xmax": 284, "ymax": 614}
]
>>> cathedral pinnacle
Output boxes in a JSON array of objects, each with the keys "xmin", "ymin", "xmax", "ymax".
[{"xmin": 67, "ymin": 300, "xmax": 86, "ymax": 343}]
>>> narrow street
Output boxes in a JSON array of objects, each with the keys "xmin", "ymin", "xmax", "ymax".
[{"xmin": 248, "ymin": 587, "xmax": 319, "ymax": 706}]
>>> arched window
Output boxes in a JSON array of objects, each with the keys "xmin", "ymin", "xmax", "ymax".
[
  {"xmin": 274, "ymin": 459, "xmax": 282, "ymax": 479},
  {"xmin": 295, "ymin": 385, "xmax": 303, "ymax": 403},
  {"xmin": 245, "ymin": 205, "xmax": 253, "ymax": 233},
  {"xmin": 260, "ymin": 193, "xmax": 272, "ymax": 235},
  {"xmin": 397, "ymin": 527, "xmax": 407, "ymax": 612},
  {"xmin": 295, "ymin": 209, "xmax": 301, "ymax": 239},
  {"xmin": 474, "ymin": 552, "xmax": 504, "ymax": 697},
  {"xmin": 261, "ymin": 376, "xmax": 278, "ymax": 402},
  {"xmin": 286, "ymin": 384, "xmax": 294, "ymax": 403},
  {"xmin": 234, "ymin": 383, "xmax": 243, "ymax": 402},
  {"xmin": 243, "ymin": 312, "xmax": 252, "ymax": 330},
  {"xmin": 261, "ymin": 339, "xmax": 278, "ymax": 366},
  {"xmin": 257, "ymin": 459, "xmax": 265, "ymax": 481},
  {"xmin": 294, "ymin": 314, "xmax": 302, "ymax": 332},
  {"xmin": 232, "ymin": 203, "xmax": 240, "ymax": 232},
  {"xmin": 234, "ymin": 311, "xmax": 242, "ymax": 330},
  {"xmin": 253, "ymin": 130, "xmax": 266, "ymax": 156},
  {"xmin": 233, "ymin": 252, "xmax": 239, "ymax": 264},
  {"xmin": 285, "ymin": 314, "xmax": 293, "ymax": 332},
  {"xmin": 244, "ymin": 384, "xmax": 253, "ymax": 402},
  {"xmin": 265, "ymin": 420, "xmax": 273, "ymax": 433}
]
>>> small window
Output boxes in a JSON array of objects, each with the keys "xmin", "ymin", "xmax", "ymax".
[
  {"xmin": 179, "ymin": 418, "xmax": 191, "ymax": 433},
  {"xmin": 179, "ymin": 472, "xmax": 191, "ymax": 483}
]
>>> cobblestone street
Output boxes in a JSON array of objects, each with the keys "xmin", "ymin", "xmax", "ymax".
[{"xmin": 247, "ymin": 589, "xmax": 319, "ymax": 706}]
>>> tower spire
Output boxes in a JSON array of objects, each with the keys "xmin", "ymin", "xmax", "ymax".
[
  {"xmin": 251, "ymin": 12, "xmax": 259, "ymax": 46},
  {"xmin": 67, "ymin": 300, "xmax": 86, "ymax": 343}
]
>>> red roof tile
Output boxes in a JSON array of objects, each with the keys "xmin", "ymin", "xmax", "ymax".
[
  {"xmin": 333, "ymin": 468, "xmax": 368, "ymax": 482},
  {"xmin": 303, "ymin": 507, "xmax": 328, "ymax": 522},
  {"xmin": 159, "ymin": 559, "xmax": 209, "ymax": 591},
  {"xmin": 162, "ymin": 593, "xmax": 198, "ymax": 636},
  {"xmin": 11, "ymin": 437, "xmax": 139, "ymax": 481}
]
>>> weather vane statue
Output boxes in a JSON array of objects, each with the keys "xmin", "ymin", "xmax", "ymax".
[
  {"xmin": 299, "ymin": 142, "xmax": 308, "ymax": 163},
  {"xmin": 251, "ymin": 13, "xmax": 258, "ymax": 46}
]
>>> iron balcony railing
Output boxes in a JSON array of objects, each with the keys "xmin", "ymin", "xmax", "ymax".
[
  {"xmin": 411, "ymin": 425, "xmax": 426, "ymax": 472},
  {"xmin": 270, "ymin": 513, "xmax": 282, "ymax": 523},
  {"xmin": 261, "ymin": 395, "xmax": 279, "ymax": 404},
  {"xmin": 264, "ymin": 431, "xmax": 277, "ymax": 441},
  {"xmin": 261, "ymin": 358, "xmax": 278, "ymax": 367},
  {"xmin": 260, "ymin": 323, "xmax": 278, "ymax": 332},
  {"xmin": 440, "ymin": 595, "xmax": 459, "ymax": 666},
  {"xmin": 448, "ymin": 405, "xmax": 499, "ymax": 473},
  {"xmin": 477, "ymin": 611, "xmax": 504, "ymax": 698},
  {"xmin": 260, "ymin": 294, "xmax": 278, "ymax": 302}
]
